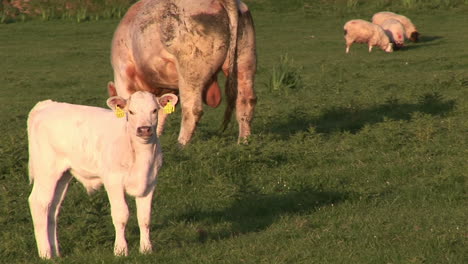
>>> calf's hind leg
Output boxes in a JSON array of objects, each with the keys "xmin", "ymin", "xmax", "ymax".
[
  {"xmin": 29, "ymin": 166, "xmax": 69, "ymax": 259},
  {"xmin": 49, "ymin": 171, "xmax": 73, "ymax": 257}
]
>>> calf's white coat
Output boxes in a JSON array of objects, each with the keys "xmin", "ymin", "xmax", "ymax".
[{"xmin": 27, "ymin": 91, "xmax": 177, "ymax": 259}]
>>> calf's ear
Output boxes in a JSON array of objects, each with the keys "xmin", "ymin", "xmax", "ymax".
[
  {"xmin": 106, "ymin": 96, "xmax": 127, "ymax": 111},
  {"xmin": 158, "ymin": 94, "xmax": 179, "ymax": 108}
]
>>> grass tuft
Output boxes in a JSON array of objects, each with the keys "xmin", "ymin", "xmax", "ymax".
[{"xmin": 266, "ymin": 54, "xmax": 303, "ymax": 94}]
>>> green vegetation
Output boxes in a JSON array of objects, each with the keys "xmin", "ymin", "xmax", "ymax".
[
  {"xmin": 0, "ymin": 0, "xmax": 466, "ymax": 263},
  {"xmin": 0, "ymin": 0, "xmax": 136, "ymax": 23},
  {"xmin": 266, "ymin": 54, "xmax": 303, "ymax": 94}
]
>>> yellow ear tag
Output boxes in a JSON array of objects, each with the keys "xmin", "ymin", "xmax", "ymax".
[
  {"xmin": 115, "ymin": 106, "xmax": 126, "ymax": 118},
  {"xmin": 163, "ymin": 101, "xmax": 175, "ymax": 114}
]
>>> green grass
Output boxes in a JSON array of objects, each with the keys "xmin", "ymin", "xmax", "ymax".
[
  {"xmin": 266, "ymin": 54, "xmax": 303, "ymax": 94},
  {"xmin": 0, "ymin": 1, "xmax": 467, "ymax": 263},
  {"xmin": 0, "ymin": 0, "xmax": 135, "ymax": 23}
]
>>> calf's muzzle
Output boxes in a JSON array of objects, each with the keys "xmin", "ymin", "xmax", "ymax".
[{"xmin": 137, "ymin": 126, "xmax": 153, "ymax": 138}]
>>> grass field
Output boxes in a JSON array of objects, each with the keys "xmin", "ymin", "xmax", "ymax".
[{"xmin": 0, "ymin": 1, "xmax": 467, "ymax": 263}]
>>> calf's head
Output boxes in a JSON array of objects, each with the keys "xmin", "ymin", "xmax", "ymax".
[{"xmin": 106, "ymin": 91, "xmax": 178, "ymax": 142}]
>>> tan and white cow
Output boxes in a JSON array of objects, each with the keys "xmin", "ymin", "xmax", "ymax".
[{"xmin": 109, "ymin": 0, "xmax": 257, "ymax": 145}]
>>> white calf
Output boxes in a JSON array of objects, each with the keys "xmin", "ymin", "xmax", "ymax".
[{"xmin": 27, "ymin": 91, "xmax": 178, "ymax": 259}]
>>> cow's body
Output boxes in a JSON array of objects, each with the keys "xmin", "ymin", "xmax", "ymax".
[
  {"xmin": 109, "ymin": 0, "xmax": 257, "ymax": 145},
  {"xmin": 28, "ymin": 92, "xmax": 176, "ymax": 259}
]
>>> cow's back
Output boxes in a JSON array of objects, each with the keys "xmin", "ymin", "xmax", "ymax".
[
  {"xmin": 130, "ymin": 0, "xmax": 231, "ymax": 78},
  {"xmin": 111, "ymin": 0, "xmax": 231, "ymax": 97}
]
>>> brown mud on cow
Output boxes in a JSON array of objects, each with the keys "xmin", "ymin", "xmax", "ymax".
[{"xmin": 109, "ymin": 0, "xmax": 257, "ymax": 146}]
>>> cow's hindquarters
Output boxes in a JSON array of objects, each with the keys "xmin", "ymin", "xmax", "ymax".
[{"xmin": 231, "ymin": 6, "xmax": 257, "ymax": 143}]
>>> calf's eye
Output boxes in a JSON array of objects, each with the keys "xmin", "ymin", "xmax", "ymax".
[{"xmin": 128, "ymin": 110, "xmax": 135, "ymax": 115}]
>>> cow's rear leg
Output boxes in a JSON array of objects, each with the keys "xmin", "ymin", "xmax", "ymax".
[
  {"xmin": 177, "ymin": 77, "xmax": 204, "ymax": 146},
  {"xmin": 234, "ymin": 9, "xmax": 257, "ymax": 144},
  {"xmin": 29, "ymin": 166, "xmax": 69, "ymax": 259},
  {"xmin": 235, "ymin": 66, "xmax": 257, "ymax": 144}
]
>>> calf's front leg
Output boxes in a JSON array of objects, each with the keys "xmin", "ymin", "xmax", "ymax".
[
  {"xmin": 135, "ymin": 188, "xmax": 155, "ymax": 253},
  {"xmin": 105, "ymin": 187, "xmax": 129, "ymax": 256}
]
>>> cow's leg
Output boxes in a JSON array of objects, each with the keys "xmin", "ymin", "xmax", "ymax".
[
  {"xmin": 156, "ymin": 110, "xmax": 168, "ymax": 137},
  {"xmin": 111, "ymin": 65, "xmax": 133, "ymax": 99},
  {"xmin": 29, "ymin": 167, "xmax": 67, "ymax": 259},
  {"xmin": 235, "ymin": 10, "xmax": 257, "ymax": 144},
  {"xmin": 135, "ymin": 188, "xmax": 155, "ymax": 254},
  {"xmin": 176, "ymin": 75, "xmax": 205, "ymax": 146},
  {"xmin": 235, "ymin": 64, "xmax": 256, "ymax": 144},
  {"xmin": 105, "ymin": 186, "xmax": 129, "ymax": 256},
  {"xmin": 49, "ymin": 171, "xmax": 73, "ymax": 257}
]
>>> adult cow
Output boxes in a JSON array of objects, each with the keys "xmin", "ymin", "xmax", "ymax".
[{"xmin": 108, "ymin": 0, "xmax": 257, "ymax": 146}]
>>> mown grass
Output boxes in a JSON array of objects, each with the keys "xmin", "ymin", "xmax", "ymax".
[{"xmin": 0, "ymin": 1, "xmax": 467, "ymax": 263}]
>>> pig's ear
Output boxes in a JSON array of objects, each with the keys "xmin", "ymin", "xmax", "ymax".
[
  {"xmin": 106, "ymin": 96, "xmax": 127, "ymax": 111},
  {"xmin": 158, "ymin": 93, "xmax": 179, "ymax": 108},
  {"xmin": 108, "ymin": 81, "xmax": 117, "ymax": 96}
]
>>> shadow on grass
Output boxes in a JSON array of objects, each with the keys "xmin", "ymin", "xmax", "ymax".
[
  {"xmin": 175, "ymin": 188, "xmax": 348, "ymax": 241},
  {"xmin": 268, "ymin": 92, "xmax": 456, "ymax": 136},
  {"xmin": 399, "ymin": 42, "xmax": 441, "ymax": 51},
  {"xmin": 397, "ymin": 35, "xmax": 443, "ymax": 51},
  {"xmin": 419, "ymin": 35, "xmax": 443, "ymax": 43}
]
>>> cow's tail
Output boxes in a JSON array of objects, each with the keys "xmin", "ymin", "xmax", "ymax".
[{"xmin": 220, "ymin": 0, "xmax": 239, "ymax": 131}]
